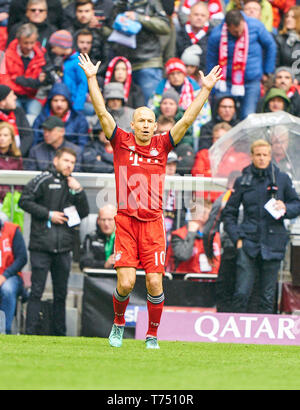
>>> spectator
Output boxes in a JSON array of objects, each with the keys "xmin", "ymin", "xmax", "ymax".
[
  {"xmin": 79, "ymin": 204, "xmax": 117, "ymax": 270},
  {"xmin": 19, "ymin": 147, "xmax": 90, "ymax": 335},
  {"xmin": 164, "ymin": 150, "xmax": 179, "ymax": 245},
  {"xmin": 259, "ymin": 87, "xmax": 291, "ymax": 113},
  {"xmin": 66, "ymin": 0, "xmax": 108, "ymax": 76},
  {"xmin": 154, "ymin": 114, "xmax": 195, "ymax": 175},
  {"xmin": 25, "ymin": 116, "xmax": 82, "ymax": 171},
  {"xmin": 0, "ymin": 121, "xmax": 23, "ymax": 203},
  {"xmin": 0, "ymin": 213, "xmax": 28, "ymax": 334},
  {"xmin": 226, "ymin": 0, "xmax": 273, "ymax": 32},
  {"xmin": 107, "ymin": 0, "xmax": 171, "ymax": 104},
  {"xmin": 0, "ymin": 23, "xmax": 47, "ymax": 117},
  {"xmin": 192, "ymin": 122, "xmax": 232, "ymax": 177},
  {"xmin": 154, "ymin": 89, "xmax": 193, "ymax": 148},
  {"xmin": 7, "ymin": 0, "xmax": 56, "ymax": 48},
  {"xmin": 32, "ymin": 82, "xmax": 89, "ymax": 150},
  {"xmin": 207, "ymin": 10, "xmax": 277, "ymax": 119},
  {"xmin": 81, "ymin": 121, "xmax": 113, "ymax": 173},
  {"xmin": 180, "ymin": 44, "xmax": 203, "ymax": 86},
  {"xmin": 256, "ymin": 66, "xmax": 300, "ymax": 116},
  {"xmin": 270, "ymin": 125, "xmax": 296, "ymax": 179},
  {"xmin": 104, "ymin": 56, "xmax": 145, "ymax": 109},
  {"xmin": 7, "ymin": 0, "xmax": 64, "ymax": 33},
  {"xmin": 177, "ymin": 0, "xmax": 225, "ymax": 26},
  {"xmin": 0, "ymin": 85, "xmax": 33, "ymax": 157},
  {"xmin": 63, "ymin": 0, "xmax": 114, "ymax": 30},
  {"xmin": 176, "ymin": 1, "xmax": 211, "ymax": 73},
  {"xmin": 222, "ymin": 139, "xmax": 300, "ymax": 313},
  {"xmin": 150, "ymin": 57, "xmax": 200, "ymax": 111},
  {"xmin": 199, "ymin": 96, "xmax": 239, "ymax": 150},
  {"xmin": 192, "ymin": 122, "xmax": 231, "ymax": 202},
  {"xmin": 269, "ymin": 0, "xmax": 295, "ymax": 32},
  {"xmin": 165, "ymin": 200, "xmax": 221, "ymax": 275},
  {"xmin": 44, "ymin": 29, "xmax": 89, "ymax": 113},
  {"xmin": 155, "ymin": 114, "xmax": 175, "ymax": 134},
  {"xmin": 103, "ymin": 82, "xmax": 135, "ymax": 133},
  {"xmin": 75, "ymin": 27, "xmax": 93, "ymax": 56},
  {"xmin": 276, "ymin": 6, "xmax": 300, "ymax": 84},
  {"xmin": 74, "ymin": 28, "xmax": 100, "ymax": 116}
]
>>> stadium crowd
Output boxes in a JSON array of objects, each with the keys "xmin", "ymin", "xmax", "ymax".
[{"xmin": 1, "ymin": 0, "xmax": 300, "ymax": 333}]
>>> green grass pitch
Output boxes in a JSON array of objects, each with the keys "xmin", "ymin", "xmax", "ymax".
[{"xmin": 1, "ymin": 334, "xmax": 300, "ymax": 390}]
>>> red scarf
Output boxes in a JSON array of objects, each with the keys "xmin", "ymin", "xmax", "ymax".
[
  {"xmin": 0, "ymin": 110, "xmax": 20, "ymax": 147},
  {"xmin": 182, "ymin": 0, "xmax": 224, "ymax": 19},
  {"xmin": 104, "ymin": 56, "xmax": 132, "ymax": 102},
  {"xmin": 185, "ymin": 21, "xmax": 209, "ymax": 44},
  {"xmin": 287, "ymin": 85, "xmax": 297, "ymax": 98},
  {"xmin": 216, "ymin": 21, "xmax": 249, "ymax": 96}
]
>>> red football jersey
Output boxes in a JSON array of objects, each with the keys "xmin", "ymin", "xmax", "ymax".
[{"xmin": 110, "ymin": 126, "xmax": 175, "ymax": 221}]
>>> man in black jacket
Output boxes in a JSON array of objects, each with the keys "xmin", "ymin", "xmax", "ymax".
[
  {"xmin": 19, "ymin": 147, "xmax": 89, "ymax": 335},
  {"xmin": 80, "ymin": 204, "xmax": 117, "ymax": 270},
  {"xmin": 222, "ymin": 139, "xmax": 300, "ymax": 314}
]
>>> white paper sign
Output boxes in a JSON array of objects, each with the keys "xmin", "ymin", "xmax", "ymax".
[
  {"xmin": 64, "ymin": 206, "xmax": 81, "ymax": 227},
  {"xmin": 264, "ymin": 198, "xmax": 285, "ymax": 220}
]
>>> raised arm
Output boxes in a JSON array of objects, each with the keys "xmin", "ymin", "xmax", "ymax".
[
  {"xmin": 171, "ymin": 66, "xmax": 222, "ymax": 146},
  {"xmin": 78, "ymin": 53, "xmax": 116, "ymax": 139}
]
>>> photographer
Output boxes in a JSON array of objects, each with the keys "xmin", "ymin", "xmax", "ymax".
[{"xmin": 19, "ymin": 147, "xmax": 89, "ymax": 335}]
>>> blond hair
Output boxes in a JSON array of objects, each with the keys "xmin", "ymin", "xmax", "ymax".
[
  {"xmin": 0, "ymin": 122, "xmax": 21, "ymax": 157},
  {"xmin": 250, "ymin": 139, "xmax": 271, "ymax": 154}
]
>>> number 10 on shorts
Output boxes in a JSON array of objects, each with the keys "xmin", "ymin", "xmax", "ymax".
[{"xmin": 154, "ymin": 251, "xmax": 165, "ymax": 266}]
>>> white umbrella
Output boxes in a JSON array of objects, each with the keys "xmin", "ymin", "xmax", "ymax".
[{"xmin": 209, "ymin": 111, "xmax": 300, "ymax": 181}]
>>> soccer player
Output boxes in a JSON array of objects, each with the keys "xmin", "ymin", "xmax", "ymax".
[{"xmin": 78, "ymin": 53, "xmax": 221, "ymax": 349}]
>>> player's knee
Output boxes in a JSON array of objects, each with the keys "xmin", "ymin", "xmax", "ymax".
[
  {"xmin": 146, "ymin": 273, "xmax": 163, "ymax": 295},
  {"xmin": 118, "ymin": 278, "xmax": 135, "ymax": 296}
]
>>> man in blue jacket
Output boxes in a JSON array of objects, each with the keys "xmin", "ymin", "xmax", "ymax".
[
  {"xmin": 32, "ymin": 83, "xmax": 89, "ymax": 151},
  {"xmin": 222, "ymin": 139, "xmax": 300, "ymax": 314},
  {"xmin": 207, "ymin": 10, "xmax": 276, "ymax": 120}
]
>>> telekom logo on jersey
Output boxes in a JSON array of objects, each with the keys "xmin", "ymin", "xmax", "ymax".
[{"xmin": 118, "ymin": 165, "xmax": 164, "ymax": 210}]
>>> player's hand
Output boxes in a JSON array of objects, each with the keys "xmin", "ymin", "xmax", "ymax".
[
  {"xmin": 199, "ymin": 65, "xmax": 223, "ymax": 91},
  {"xmin": 78, "ymin": 53, "xmax": 101, "ymax": 78}
]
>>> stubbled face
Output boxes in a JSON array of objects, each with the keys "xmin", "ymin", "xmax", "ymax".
[
  {"xmin": 130, "ymin": 107, "xmax": 157, "ymax": 146},
  {"xmin": 77, "ymin": 34, "xmax": 93, "ymax": 54},
  {"xmin": 76, "ymin": 4, "xmax": 94, "ymax": 24},
  {"xmin": 50, "ymin": 95, "xmax": 69, "ymax": 117},
  {"xmin": 53, "ymin": 152, "xmax": 76, "ymax": 176}
]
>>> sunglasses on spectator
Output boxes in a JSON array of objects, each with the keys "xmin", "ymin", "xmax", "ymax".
[{"xmin": 28, "ymin": 8, "xmax": 46, "ymax": 12}]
